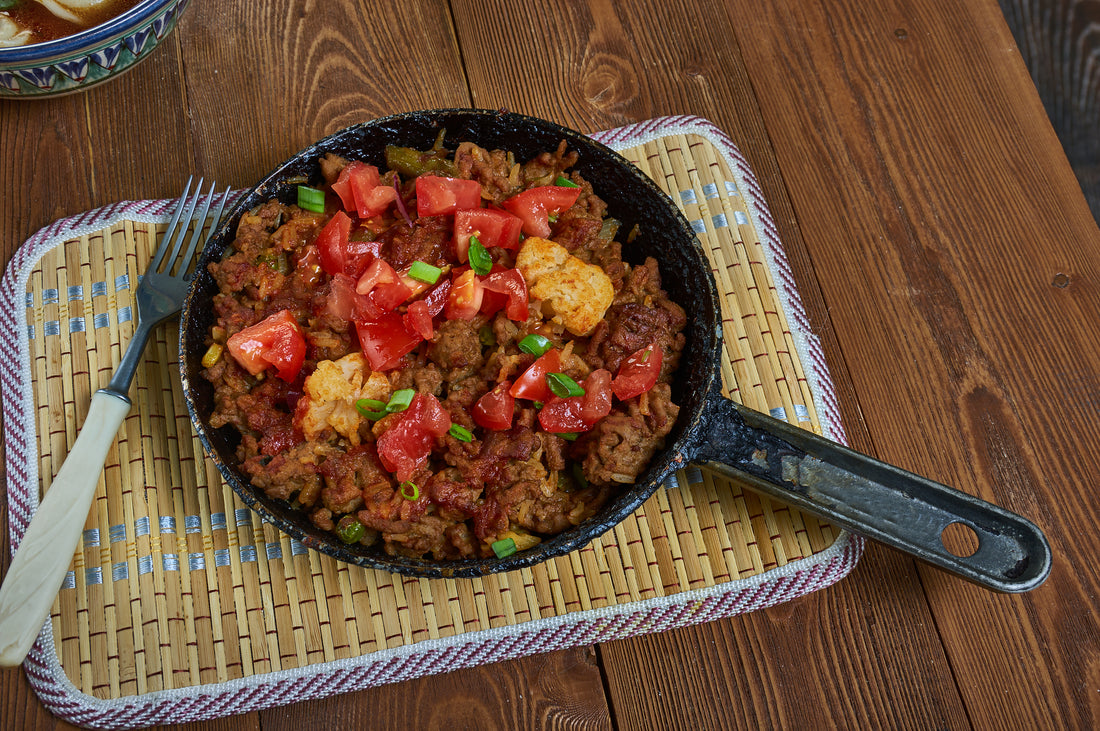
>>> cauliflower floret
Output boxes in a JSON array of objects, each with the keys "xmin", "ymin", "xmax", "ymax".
[
  {"xmin": 297, "ymin": 353, "xmax": 391, "ymax": 445},
  {"xmin": 515, "ymin": 236, "xmax": 613, "ymax": 336}
]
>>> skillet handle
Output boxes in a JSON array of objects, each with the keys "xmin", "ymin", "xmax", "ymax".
[{"xmin": 695, "ymin": 398, "xmax": 1051, "ymax": 592}]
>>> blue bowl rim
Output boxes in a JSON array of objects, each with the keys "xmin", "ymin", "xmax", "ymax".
[{"xmin": 0, "ymin": 0, "xmax": 180, "ymax": 63}]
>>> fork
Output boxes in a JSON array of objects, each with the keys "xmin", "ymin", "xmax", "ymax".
[{"xmin": 0, "ymin": 178, "xmax": 230, "ymax": 666}]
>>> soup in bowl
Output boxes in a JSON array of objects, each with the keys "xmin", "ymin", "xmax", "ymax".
[{"xmin": 0, "ymin": 0, "xmax": 189, "ymax": 97}]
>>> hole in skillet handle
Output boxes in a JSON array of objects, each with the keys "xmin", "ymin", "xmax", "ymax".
[{"xmin": 179, "ymin": 108, "xmax": 724, "ymax": 579}]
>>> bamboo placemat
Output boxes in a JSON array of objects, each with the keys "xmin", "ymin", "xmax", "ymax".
[{"xmin": 1, "ymin": 116, "xmax": 861, "ymax": 728}]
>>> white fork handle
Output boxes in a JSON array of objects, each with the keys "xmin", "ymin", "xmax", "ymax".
[{"xmin": 0, "ymin": 390, "xmax": 131, "ymax": 666}]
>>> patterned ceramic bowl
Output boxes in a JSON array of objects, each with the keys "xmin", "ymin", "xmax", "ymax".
[{"xmin": 0, "ymin": 0, "xmax": 190, "ymax": 98}]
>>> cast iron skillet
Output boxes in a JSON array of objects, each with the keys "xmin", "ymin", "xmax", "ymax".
[{"xmin": 180, "ymin": 109, "xmax": 1052, "ymax": 592}]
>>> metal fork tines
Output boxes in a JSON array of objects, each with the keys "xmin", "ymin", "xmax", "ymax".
[
  {"xmin": 0, "ymin": 177, "xmax": 230, "ymax": 667},
  {"xmin": 103, "ymin": 177, "xmax": 230, "ymax": 401}
]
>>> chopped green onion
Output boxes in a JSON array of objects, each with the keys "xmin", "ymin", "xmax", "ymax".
[
  {"xmin": 355, "ymin": 398, "xmax": 387, "ymax": 420},
  {"xmin": 408, "ymin": 260, "xmax": 442, "ymax": 284},
  {"xmin": 546, "ymin": 372, "xmax": 585, "ymax": 398},
  {"xmin": 554, "ymin": 175, "xmax": 580, "ymax": 188},
  {"xmin": 518, "ymin": 333, "xmax": 552, "ymax": 357},
  {"xmin": 336, "ymin": 519, "xmax": 365, "ymax": 544},
  {"xmin": 399, "ymin": 481, "xmax": 419, "ymax": 500},
  {"xmin": 468, "ymin": 235, "xmax": 492, "ymax": 276},
  {"xmin": 558, "ymin": 432, "xmax": 579, "ymax": 441},
  {"xmin": 297, "ymin": 185, "xmax": 326, "ymax": 213},
  {"xmin": 448, "ymin": 424, "xmax": 474, "ymax": 442},
  {"xmin": 386, "ymin": 389, "xmax": 415, "ymax": 413},
  {"xmin": 491, "ymin": 537, "xmax": 517, "ymax": 558},
  {"xmin": 478, "ymin": 325, "xmax": 496, "ymax": 347}
]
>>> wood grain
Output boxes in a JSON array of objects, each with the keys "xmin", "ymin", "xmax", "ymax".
[
  {"xmin": 2, "ymin": 0, "xmax": 1098, "ymax": 727},
  {"xmin": 453, "ymin": 0, "xmax": 969, "ymax": 727},
  {"xmin": 998, "ymin": 0, "xmax": 1100, "ymax": 219},
  {"xmin": 256, "ymin": 647, "xmax": 611, "ymax": 731},
  {"xmin": 732, "ymin": 0, "xmax": 1100, "ymax": 727}
]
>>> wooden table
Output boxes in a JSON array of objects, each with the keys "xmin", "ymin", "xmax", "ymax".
[{"xmin": 2, "ymin": 0, "xmax": 1097, "ymax": 728}]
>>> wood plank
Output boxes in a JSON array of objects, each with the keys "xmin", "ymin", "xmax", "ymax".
[
  {"xmin": 256, "ymin": 648, "xmax": 612, "ymax": 731},
  {"xmin": 997, "ymin": 0, "xmax": 1100, "ymax": 219},
  {"xmin": 173, "ymin": 0, "xmax": 474, "ymax": 191},
  {"xmin": 451, "ymin": 0, "xmax": 971, "ymax": 728},
  {"xmin": 730, "ymin": 0, "xmax": 1100, "ymax": 727},
  {"xmin": 601, "ymin": 544, "xmax": 966, "ymax": 730}
]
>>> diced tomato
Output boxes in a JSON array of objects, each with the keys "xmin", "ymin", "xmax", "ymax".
[
  {"xmin": 377, "ymin": 416, "xmax": 431, "ymax": 481},
  {"xmin": 326, "ymin": 273, "xmax": 359, "ymax": 320},
  {"xmin": 356, "ymin": 184, "xmax": 398, "ymax": 219},
  {"xmin": 316, "ymin": 211, "xmax": 382, "ymax": 279},
  {"xmin": 481, "ymin": 269, "xmax": 528, "ymax": 321},
  {"xmin": 355, "ymin": 314, "xmax": 422, "ymax": 371},
  {"xmin": 509, "ymin": 349, "xmax": 561, "ymax": 402},
  {"xmin": 327, "ymin": 272, "xmax": 386, "ymax": 322},
  {"xmin": 421, "ymin": 278, "xmax": 452, "ymax": 318},
  {"xmin": 376, "ymin": 392, "xmax": 452, "ymax": 481},
  {"xmin": 355, "ymin": 257, "xmax": 399, "ymax": 295},
  {"xmin": 356, "ymin": 258, "xmax": 413, "ymax": 313},
  {"xmin": 579, "ymin": 369, "xmax": 613, "ymax": 422},
  {"xmin": 501, "ymin": 185, "xmax": 582, "ymax": 238},
  {"xmin": 416, "ymin": 176, "xmax": 481, "ymax": 217},
  {"xmin": 345, "ymin": 237, "xmax": 385, "ymax": 278},
  {"xmin": 538, "ymin": 369, "xmax": 613, "ymax": 433},
  {"xmin": 444, "ymin": 269, "xmax": 484, "ymax": 320},
  {"xmin": 412, "ymin": 391, "xmax": 452, "ymax": 437},
  {"xmin": 403, "ymin": 300, "xmax": 434, "ymax": 340},
  {"xmin": 611, "ymin": 343, "xmax": 663, "ymax": 400},
  {"xmin": 478, "ymin": 286, "xmax": 508, "ymax": 319},
  {"xmin": 472, "ymin": 381, "xmax": 515, "ymax": 431},
  {"xmin": 316, "ymin": 211, "xmax": 353, "ymax": 276},
  {"xmin": 225, "ymin": 310, "xmax": 307, "ymax": 382},
  {"xmin": 538, "ymin": 397, "xmax": 587, "ymax": 433},
  {"xmin": 331, "ymin": 162, "xmax": 398, "ymax": 219},
  {"xmin": 454, "ymin": 208, "xmax": 523, "ymax": 261},
  {"xmin": 331, "ymin": 161, "xmax": 375, "ymax": 211}
]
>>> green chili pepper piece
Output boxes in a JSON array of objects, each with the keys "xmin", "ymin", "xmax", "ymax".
[
  {"xmin": 518, "ymin": 333, "xmax": 552, "ymax": 357},
  {"xmin": 336, "ymin": 519, "xmax": 366, "ymax": 544},
  {"xmin": 558, "ymin": 432, "xmax": 579, "ymax": 441},
  {"xmin": 546, "ymin": 372, "xmax": 585, "ymax": 398},
  {"xmin": 386, "ymin": 389, "xmax": 415, "ymax": 412},
  {"xmin": 448, "ymin": 424, "xmax": 474, "ymax": 442},
  {"xmin": 408, "ymin": 260, "xmax": 442, "ymax": 284},
  {"xmin": 478, "ymin": 325, "xmax": 497, "ymax": 347},
  {"xmin": 491, "ymin": 537, "xmax": 517, "ymax": 558},
  {"xmin": 297, "ymin": 185, "xmax": 326, "ymax": 213},
  {"xmin": 468, "ymin": 235, "xmax": 492, "ymax": 276},
  {"xmin": 554, "ymin": 175, "xmax": 580, "ymax": 188}
]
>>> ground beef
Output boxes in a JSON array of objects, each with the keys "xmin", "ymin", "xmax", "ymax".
[
  {"xmin": 581, "ymin": 383, "xmax": 680, "ymax": 485},
  {"xmin": 203, "ymin": 140, "xmax": 686, "ymax": 561}
]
